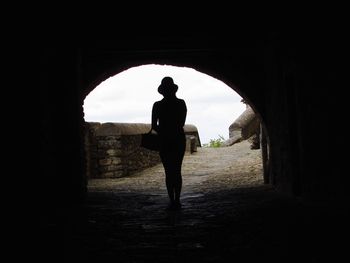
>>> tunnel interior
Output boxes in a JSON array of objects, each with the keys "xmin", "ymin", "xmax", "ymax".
[
  {"xmin": 82, "ymin": 63, "xmax": 266, "ymax": 182},
  {"xmin": 38, "ymin": 33, "xmax": 347, "ymax": 261}
]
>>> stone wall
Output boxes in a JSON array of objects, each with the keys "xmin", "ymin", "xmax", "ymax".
[
  {"xmin": 38, "ymin": 38, "xmax": 343, "ymax": 215},
  {"xmin": 85, "ymin": 122, "xmax": 200, "ymax": 179},
  {"xmin": 223, "ymin": 104, "xmax": 260, "ymax": 148},
  {"xmin": 183, "ymin": 124, "xmax": 202, "ymax": 147}
]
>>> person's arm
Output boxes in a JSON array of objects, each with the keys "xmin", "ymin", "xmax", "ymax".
[
  {"xmin": 180, "ymin": 100, "xmax": 187, "ymax": 127},
  {"xmin": 151, "ymin": 102, "xmax": 160, "ymax": 133}
]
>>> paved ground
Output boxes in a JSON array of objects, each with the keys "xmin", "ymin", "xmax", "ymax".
[
  {"xmin": 88, "ymin": 140, "xmax": 264, "ymax": 194},
  {"xmin": 40, "ymin": 141, "xmax": 349, "ymax": 262}
]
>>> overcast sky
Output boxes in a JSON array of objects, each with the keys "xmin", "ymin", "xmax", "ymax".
[{"xmin": 83, "ymin": 64, "xmax": 246, "ymax": 144}]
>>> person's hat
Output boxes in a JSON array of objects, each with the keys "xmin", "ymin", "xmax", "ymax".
[{"xmin": 158, "ymin": 76, "xmax": 178, "ymax": 95}]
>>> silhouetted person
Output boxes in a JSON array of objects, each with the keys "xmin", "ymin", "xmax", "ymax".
[{"xmin": 152, "ymin": 77, "xmax": 187, "ymax": 210}]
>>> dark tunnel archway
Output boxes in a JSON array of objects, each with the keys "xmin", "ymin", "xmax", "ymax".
[
  {"xmin": 39, "ymin": 33, "xmax": 343, "ymax": 215},
  {"xmin": 37, "ymin": 34, "xmax": 346, "ymax": 261},
  {"xmin": 81, "ymin": 62, "xmax": 271, "ymax": 185}
]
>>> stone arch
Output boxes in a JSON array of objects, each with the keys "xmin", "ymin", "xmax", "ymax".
[
  {"xmin": 81, "ymin": 54, "xmax": 265, "ymax": 112},
  {"xmin": 39, "ymin": 34, "xmax": 344, "ymax": 230},
  {"xmin": 82, "ymin": 57, "xmax": 268, "ymax": 132},
  {"xmin": 81, "ymin": 60, "xmax": 271, "ymax": 184},
  {"xmin": 83, "ymin": 61, "xmax": 261, "ymax": 118}
]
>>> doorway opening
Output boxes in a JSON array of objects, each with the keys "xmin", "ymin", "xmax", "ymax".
[{"xmin": 82, "ymin": 64, "xmax": 268, "ymax": 194}]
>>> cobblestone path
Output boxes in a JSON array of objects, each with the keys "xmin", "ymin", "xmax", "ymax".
[
  {"xmin": 88, "ymin": 140, "xmax": 264, "ymax": 194},
  {"xmin": 54, "ymin": 141, "xmax": 348, "ymax": 262}
]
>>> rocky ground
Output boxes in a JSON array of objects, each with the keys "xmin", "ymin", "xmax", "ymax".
[
  {"xmin": 40, "ymin": 141, "xmax": 349, "ymax": 262},
  {"xmin": 88, "ymin": 140, "xmax": 264, "ymax": 194}
]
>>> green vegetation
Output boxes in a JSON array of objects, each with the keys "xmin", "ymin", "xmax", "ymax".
[{"xmin": 203, "ymin": 135, "xmax": 226, "ymax": 148}]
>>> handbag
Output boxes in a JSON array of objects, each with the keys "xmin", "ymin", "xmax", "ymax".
[{"xmin": 140, "ymin": 129, "xmax": 160, "ymax": 151}]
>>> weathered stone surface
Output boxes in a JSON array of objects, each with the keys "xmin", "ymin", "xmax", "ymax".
[
  {"xmin": 225, "ymin": 105, "xmax": 260, "ymax": 147},
  {"xmin": 222, "ymin": 135, "xmax": 242, "ymax": 147},
  {"xmin": 85, "ymin": 122, "xmax": 201, "ymax": 179},
  {"xmin": 185, "ymin": 135, "xmax": 197, "ymax": 154},
  {"xmin": 89, "ymin": 140, "xmax": 263, "ymax": 192},
  {"xmin": 184, "ymin": 124, "xmax": 201, "ymax": 146},
  {"xmin": 62, "ymin": 140, "xmax": 348, "ymax": 262},
  {"xmin": 230, "ymin": 106, "xmax": 257, "ymax": 137},
  {"xmin": 98, "ymin": 158, "xmax": 112, "ymax": 166},
  {"xmin": 96, "ymin": 123, "xmax": 151, "ymax": 136},
  {"xmin": 106, "ymin": 149, "xmax": 117, "ymax": 156}
]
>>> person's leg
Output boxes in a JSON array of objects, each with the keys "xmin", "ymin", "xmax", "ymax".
[
  {"xmin": 173, "ymin": 149, "xmax": 185, "ymax": 207},
  {"xmin": 165, "ymin": 173, "xmax": 175, "ymax": 203},
  {"xmin": 174, "ymin": 174, "xmax": 182, "ymax": 204},
  {"xmin": 161, "ymin": 138, "xmax": 185, "ymax": 209},
  {"xmin": 161, "ymin": 153, "xmax": 175, "ymax": 205}
]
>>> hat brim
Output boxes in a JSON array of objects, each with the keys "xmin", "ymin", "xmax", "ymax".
[{"xmin": 158, "ymin": 84, "xmax": 178, "ymax": 95}]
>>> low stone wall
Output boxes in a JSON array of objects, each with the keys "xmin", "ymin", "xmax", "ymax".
[
  {"xmin": 84, "ymin": 122, "xmax": 200, "ymax": 179},
  {"xmin": 223, "ymin": 105, "xmax": 260, "ymax": 147},
  {"xmin": 184, "ymin": 124, "xmax": 202, "ymax": 147}
]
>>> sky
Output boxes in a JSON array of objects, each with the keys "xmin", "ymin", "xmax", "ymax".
[{"xmin": 83, "ymin": 64, "xmax": 246, "ymax": 145}]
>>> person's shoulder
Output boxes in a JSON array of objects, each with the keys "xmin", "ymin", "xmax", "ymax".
[
  {"xmin": 153, "ymin": 100, "xmax": 162, "ymax": 106},
  {"xmin": 177, "ymin": 98, "xmax": 186, "ymax": 104},
  {"xmin": 178, "ymin": 98, "xmax": 186, "ymax": 107}
]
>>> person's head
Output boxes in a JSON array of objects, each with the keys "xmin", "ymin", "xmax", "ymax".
[{"xmin": 158, "ymin": 76, "xmax": 178, "ymax": 97}]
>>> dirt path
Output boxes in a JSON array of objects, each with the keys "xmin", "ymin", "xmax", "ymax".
[
  {"xmin": 88, "ymin": 140, "xmax": 263, "ymax": 194},
  {"xmin": 58, "ymin": 141, "xmax": 348, "ymax": 262}
]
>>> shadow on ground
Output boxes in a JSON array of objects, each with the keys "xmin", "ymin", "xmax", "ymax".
[{"xmin": 39, "ymin": 184, "xmax": 349, "ymax": 262}]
